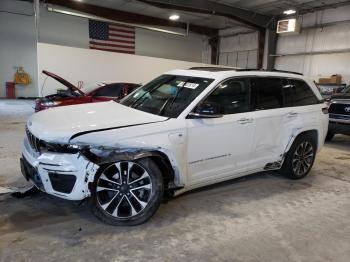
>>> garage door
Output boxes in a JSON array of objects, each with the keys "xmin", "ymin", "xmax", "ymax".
[{"xmin": 218, "ymin": 31, "xmax": 259, "ymax": 69}]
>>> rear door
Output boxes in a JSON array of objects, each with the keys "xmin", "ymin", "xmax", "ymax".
[
  {"xmin": 248, "ymin": 77, "xmax": 321, "ymax": 171},
  {"xmin": 248, "ymin": 77, "xmax": 293, "ymax": 170}
]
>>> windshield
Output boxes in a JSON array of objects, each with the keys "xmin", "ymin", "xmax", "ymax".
[
  {"xmin": 120, "ymin": 75, "xmax": 214, "ymax": 118},
  {"xmin": 344, "ymin": 86, "xmax": 350, "ymax": 93}
]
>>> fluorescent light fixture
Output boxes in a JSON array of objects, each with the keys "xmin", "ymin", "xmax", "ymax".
[
  {"xmin": 169, "ymin": 14, "xmax": 180, "ymax": 21},
  {"xmin": 283, "ymin": 9, "xmax": 296, "ymax": 15}
]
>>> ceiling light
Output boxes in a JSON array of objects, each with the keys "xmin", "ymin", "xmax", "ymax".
[
  {"xmin": 283, "ymin": 9, "xmax": 296, "ymax": 15},
  {"xmin": 169, "ymin": 14, "xmax": 180, "ymax": 21}
]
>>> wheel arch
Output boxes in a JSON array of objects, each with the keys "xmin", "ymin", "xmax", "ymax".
[
  {"xmin": 85, "ymin": 148, "xmax": 179, "ymax": 197},
  {"xmin": 288, "ymin": 129, "xmax": 319, "ymax": 153}
]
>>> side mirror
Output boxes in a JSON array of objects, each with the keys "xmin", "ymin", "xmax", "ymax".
[{"xmin": 188, "ymin": 102, "xmax": 223, "ymax": 119}]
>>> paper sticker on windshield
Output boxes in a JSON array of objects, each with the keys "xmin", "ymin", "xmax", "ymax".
[{"xmin": 184, "ymin": 83, "xmax": 199, "ymax": 89}]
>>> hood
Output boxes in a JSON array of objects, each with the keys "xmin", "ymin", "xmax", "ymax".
[
  {"xmin": 27, "ymin": 101, "xmax": 168, "ymax": 143},
  {"xmin": 42, "ymin": 70, "xmax": 85, "ymax": 96},
  {"xmin": 330, "ymin": 93, "xmax": 350, "ymax": 100}
]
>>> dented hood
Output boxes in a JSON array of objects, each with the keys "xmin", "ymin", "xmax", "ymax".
[{"xmin": 27, "ymin": 101, "xmax": 167, "ymax": 143}]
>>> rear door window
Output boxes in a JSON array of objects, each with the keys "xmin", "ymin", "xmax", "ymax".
[{"xmin": 250, "ymin": 77, "xmax": 285, "ymax": 110}]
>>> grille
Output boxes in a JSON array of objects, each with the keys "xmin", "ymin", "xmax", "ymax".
[
  {"xmin": 25, "ymin": 126, "xmax": 41, "ymax": 152},
  {"xmin": 328, "ymin": 103, "xmax": 350, "ymax": 115}
]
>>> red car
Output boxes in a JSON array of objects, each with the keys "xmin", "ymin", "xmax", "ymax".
[{"xmin": 35, "ymin": 70, "xmax": 140, "ymax": 112}]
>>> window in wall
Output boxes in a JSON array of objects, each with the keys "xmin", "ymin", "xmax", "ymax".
[{"xmin": 203, "ymin": 78, "xmax": 250, "ymax": 115}]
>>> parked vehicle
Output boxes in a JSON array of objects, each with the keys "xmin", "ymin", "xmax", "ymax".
[
  {"xmin": 35, "ymin": 70, "xmax": 140, "ymax": 112},
  {"xmin": 21, "ymin": 68, "xmax": 328, "ymax": 225},
  {"xmin": 326, "ymin": 85, "xmax": 350, "ymax": 141}
]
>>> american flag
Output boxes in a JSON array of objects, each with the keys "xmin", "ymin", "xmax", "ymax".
[{"xmin": 89, "ymin": 19, "xmax": 135, "ymax": 54}]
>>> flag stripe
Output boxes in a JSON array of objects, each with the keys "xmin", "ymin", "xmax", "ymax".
[
  {"xmin": 108, "ymin": 30, "xmax": 134, "ymax": 37},
  {"xmin": 108, "ymin": 32, "xmax": 135, "ymax": 39},
  {"xmin": 90, "ymin": 47, "xmax": 134, "ymax": 54},
  {"xmin": 90, "ymin": 40, "xmax": 134, "ymax": 49},
  {"xmin": 90, "ymin": 37, "xmax": 135, "ymax": 45},
  {"xmin": 108, "ymin": 36, "xmax": 135, "ymax": 44},
  {"xmin": 109, "ymin": 26, "xmax": 135, "ymax": 34},
  {"xmin": 109, "ymin": 24, "xmax": 135, "ymax": 30}
]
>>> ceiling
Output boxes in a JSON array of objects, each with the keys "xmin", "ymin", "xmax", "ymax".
[
  {"xmin": 47, "ymin": 0, "xmax": 350, "ymax": 30},
  {"xmin": 215, "ymin": 0, "xmax": 350, "ymax": 15},
  {"xmin": 75, "ymin": 0, "xmax": 245, "ymax": 29}
]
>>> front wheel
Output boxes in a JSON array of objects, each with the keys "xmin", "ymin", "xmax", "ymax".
[
  {"xmin": 90, "ymin": 158, "xmax": 164, "ymax": 226},
  {"xmin": 281, "ymin": 134, "xmax": 316, "ymax": 179}
]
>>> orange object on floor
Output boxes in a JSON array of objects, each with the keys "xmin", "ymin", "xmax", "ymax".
[{"xmin": 6, "ymin": 82, "xmax": 16, "ymax": 98}]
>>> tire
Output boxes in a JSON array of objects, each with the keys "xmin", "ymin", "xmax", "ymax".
[
  {"xmin": 90, "ymin": 158, "xmax": 164, "ymax": 226},
  {"xmin": 281, "ymin": 133, "xmax": 317, "ymax": 179},
  {"xmin": 325, "ymin": 132, "xmax": 334, "ymax": 142}
]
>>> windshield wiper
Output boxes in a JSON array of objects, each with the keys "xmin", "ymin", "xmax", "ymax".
[
  {"xmin": 158, "ymin": 79, "xmax": 192, "ymax": 116},
  {"xmin": 130, "ymin": 76, "xmax": 176, "ymax": 109}
]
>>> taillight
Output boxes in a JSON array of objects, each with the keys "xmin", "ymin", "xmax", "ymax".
[{"xmin": 322, "ymin": 107, "xmax": 329, "ymax": 114}]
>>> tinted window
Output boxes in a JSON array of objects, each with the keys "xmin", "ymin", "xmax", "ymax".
[
  {"xmin": 290, "ymin": 80, "xmax": 318, "ymax": 106},
  {"xmin": 281, "ymin": 83, "xmax": 294, "ymax": 108},
  {"xmin": 250, "ymin": 77, "xmax": 285, "ymax": 110},
  {"xmin": 94, "ymin": 84, "xmax": 123, "ymax": 97},
  {"xmin": 203, "ymin": 78, "xmax": 250, "ymax": 114}
]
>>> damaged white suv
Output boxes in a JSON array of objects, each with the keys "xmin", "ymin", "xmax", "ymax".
[{"xmin": 21, "ymin": 68, "xmax": 328, "ymax": 225}]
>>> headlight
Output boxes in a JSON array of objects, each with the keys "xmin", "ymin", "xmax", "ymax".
[
  {"xmin": 40, "ymin": 142, "xmax": 90, "ymax": 153},
  {"xmin": 42, "ymin": 101, "xmax": 61, "ymax": 106}
]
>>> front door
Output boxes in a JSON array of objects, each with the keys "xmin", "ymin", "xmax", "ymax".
[{"xmin": 186, "ymin": 78, "xmax": 255, "ymax": 185}]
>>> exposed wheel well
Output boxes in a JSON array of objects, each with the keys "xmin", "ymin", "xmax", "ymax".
[{"xmin": 147, "ymin": 153, "xmax": 177, "ymax": 198}]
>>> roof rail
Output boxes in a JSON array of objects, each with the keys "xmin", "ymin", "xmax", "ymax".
[
  {"xmin": 271, "ymin": 69, "xmax": 303, "ymax": 75},
  {"xmin": 188, "ymin": 67, "xmax": 303, "ymax": 75},
  {"xmin": 188, "ymin": 66, "xmax": 238, "ymax": 72},
  {"xmin": 235, "ymin": 68, "xmax": 303, "ymax": 76}
]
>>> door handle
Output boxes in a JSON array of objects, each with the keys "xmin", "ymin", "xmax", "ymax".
[
  {"xmin": 238, "ymin": 118, "xmax": 254, "ymax": 124},
  {"xmin": 286, "ymin": 112, "xmax": 298, "ymax": 118}
]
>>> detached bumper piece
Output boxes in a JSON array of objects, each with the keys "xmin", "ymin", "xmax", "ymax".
[{"xmin": 20, "ymin": 156, "xmax": 44, "ymax": 191}]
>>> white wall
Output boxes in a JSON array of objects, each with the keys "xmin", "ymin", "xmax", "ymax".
[
  {"xmin": 0, "ymin": 1, "xmax": 208, "ymax": 97},
  {"xmin": 135, "ymin": 28, "xmax": 205, "ymax": 62},
  {"xmin": 0, "ymin": 0, "xmax": 38, "ymax": 97},
  {"xmin": 39, "ymin": 6, "xmax": 89, "ymax": 49},
  {"xmin": 275, "ymin": 5, "xmax": 350, "ymax": 84},
  {"xmin": 38, "ymin": 6, "xmax": 205, "ymax": 63},
  {"xmin": 38, "ymin": 43, "xmax": 207, "ymax": 96}
]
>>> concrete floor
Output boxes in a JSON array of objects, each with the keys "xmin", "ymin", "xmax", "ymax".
[{"xmin": 0, "ymin": 99, "xmax": 350, "ymax": 262}]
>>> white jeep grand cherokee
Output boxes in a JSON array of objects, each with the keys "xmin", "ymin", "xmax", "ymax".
[{"xmin": 21, "ymin": 68, "xmax": 329, "ymax": 225}]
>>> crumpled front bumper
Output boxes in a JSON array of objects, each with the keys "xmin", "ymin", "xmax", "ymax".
[{"xmin": 21, "ymin": 137, "xmax": 98, "ymax": 200}]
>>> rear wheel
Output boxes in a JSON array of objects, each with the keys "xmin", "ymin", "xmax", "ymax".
[
  {"xmin": 281, "ymin": 133, "xmax": 316, "ymax": 179},
  {"xmin": 90, "ymin": 158, "xmax": 163, "ymax": 226}
]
